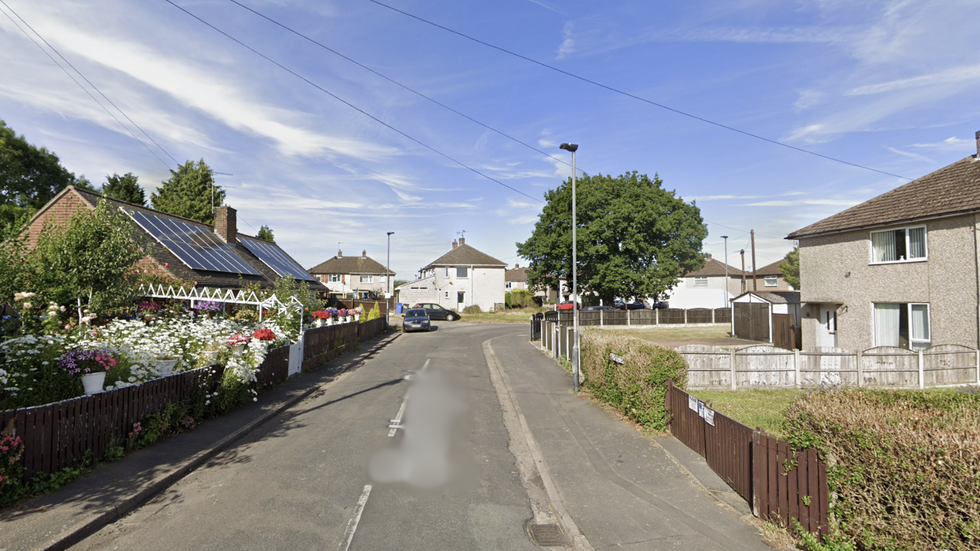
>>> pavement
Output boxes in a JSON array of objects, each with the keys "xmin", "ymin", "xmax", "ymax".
[{"xmin": 1, "ymin": 326, "xmax": 775, "ymax": 551}]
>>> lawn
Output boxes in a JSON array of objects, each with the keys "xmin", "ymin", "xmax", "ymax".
[
  {"xmin": 690, "ymin": 389, "xmax": 803, "ymax": 438},
  {"xmin": 597, "ymin": 325, "xmax": 734, "ymax": 341},
  {"xmin": 462, "ymin": 308, "xmax": 549, "ymax": 324}
]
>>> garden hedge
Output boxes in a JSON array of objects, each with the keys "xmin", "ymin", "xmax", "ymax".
[
  {"xmin": 579, "ymin": 331, "xmax": 687, "ymax": 432},
  {"xmin": 783, "ymin": 388, "xmax": 980, "ymax": 550}
]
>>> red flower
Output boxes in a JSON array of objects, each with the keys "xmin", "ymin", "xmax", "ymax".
[{"xmin": 252, "ymin": 328, "xmax": 276, "ymax": 341}]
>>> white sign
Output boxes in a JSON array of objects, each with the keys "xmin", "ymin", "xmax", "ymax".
[
  {"xmin": 698, "ymin": 401, "xmax": 705, "ymax": 418},
  {"xmin": 688, "ymin": 395, "xmax": 698, "ymax": 412},
  {"xmin": 609, "ymin": 353, "xmax": 624, "ymax": 365},
  {"xmin": 704, "ymin": 408, "xmax": 715, "ymax": 427}
]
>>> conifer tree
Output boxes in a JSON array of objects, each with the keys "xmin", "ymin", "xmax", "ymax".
[
  {"xmin": 102, "ymin": 172, "xmax": 146, "ymax": 206},
  {"xmin": 151, "ymin": 159, "xmax": 223, "ymax": 224}
]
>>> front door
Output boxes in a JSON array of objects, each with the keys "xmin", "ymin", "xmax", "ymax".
[
  {"xmin": 457, "ymin": 291, "xmax": 465, "ymax": 312},
  {"xmin": 815, "ymin": 304, "xmax": 838, "ymax": 348}
]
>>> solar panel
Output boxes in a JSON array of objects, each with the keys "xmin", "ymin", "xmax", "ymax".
[
  {"xmin": 126, "ymin": 209, "xmax": 261, "ymax": 275},
  {"xmin": 239, "ymin": 236, "xmax": 317, "ymax": 282}
]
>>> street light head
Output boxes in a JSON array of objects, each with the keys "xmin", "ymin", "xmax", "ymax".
[
  {"xmin": 387, "ymin": 231, "xmax": 395, "ymax": 236},
  {"xmin": 721, "ymin": 235, "xmax": 728, "ymax": 239},
  {"xmin": 559, "ymin": 143, "xmax": 578, "ymax": 152}
]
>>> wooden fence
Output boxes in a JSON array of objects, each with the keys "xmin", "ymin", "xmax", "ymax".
[
  {"xmin": 556, "ymin": 308, "xmax": 731, "ymax": 327},
  {"xmin": 666, "ymin": 381, "xmax": 828, "ymax": 535},
  {"xmin": 676, "ymin": 343, "xmax": 980, "ymax": 389},
  {"xmin": 1, "ymin": 318, "xmax": 389, "ymax": 480}
]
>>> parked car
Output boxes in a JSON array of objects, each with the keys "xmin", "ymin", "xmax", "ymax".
[
  {"xmin": 627, "ymin": 301, "xmax": 647, "ymax": 310},
  {"xmin": 402, "ymin": 308, "xmax": 431, "ymax": 332},
  {"xmin": 411, "ymin": 303, "xmax": 460, "ymax": 321},
  {"xmin": 556, "ymin": 301, "xmax": 580, "ymax": 310},
  {"xmin": 584, "ymin": 305, "xmax": 616, "ymax": 311},
  {"xmin": 650, "ymin": 301, "xmax": 669, "ymax": 309},
  {"xmin": 613, "ymin": 299, "xmax": 625, "ymax": 309}
]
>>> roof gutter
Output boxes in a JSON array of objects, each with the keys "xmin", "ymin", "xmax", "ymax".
[{"xmin": 787, "ymin": 208, "xmax": 980, "ymax": 241}]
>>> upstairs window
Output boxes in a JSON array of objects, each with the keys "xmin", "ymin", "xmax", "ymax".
[
  {"xmin": 457, "ymin": 267, "xmax": 468, "ymax": 278},
  {"xmin": 328, "ymin": 274, "xmax": 341, "ymax": 283},
  {"xmin": 694, "ymin": 277, "xmax": 708, "ymax": 287},
  {"xmin": 764, "ymin": 276, "xmax": 778, "ymax": 287},
  {"xmin": 871, "ymin": 226, "xmax": 926, "ymax": 263},
  {"xmin": 360, "ymin": 275, "xmax": 373, "ymax": 283}
]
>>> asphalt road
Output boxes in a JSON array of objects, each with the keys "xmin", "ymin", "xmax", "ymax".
[{"xmin": 73, "ymin": 322, "xmax": 539, "ymax": 551}]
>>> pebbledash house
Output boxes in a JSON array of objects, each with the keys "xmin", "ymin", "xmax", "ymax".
[
  {"xmin": 396, "ymin": 237, "xmax": 506, "ymax": 312},
  {"xmin": 787, "ymin": 131, "xmax": 980, "ymax": 351}
]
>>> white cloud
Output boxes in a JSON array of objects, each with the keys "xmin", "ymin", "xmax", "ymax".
[
  {"xmin": 557, "ymin": 22, "xmax": 576, "ymax": 59},
  {"xmin": 886, "ymin": 147, "xmax": 931, "ymax": 163},
  {"xmin": 910, "ymin": 137, "xmax": 972, "ymax": 151}
]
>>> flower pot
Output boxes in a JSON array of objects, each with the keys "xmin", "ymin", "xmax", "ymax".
[
  {"xmin": 81, "ymin": 372, "xmax": 106, "ymax": 395},
  {"xmin": 315, "ymin": 319, "xmax": 324, "ymax": 328},
  {"xmin": 232, "ymin": 344, "xmax": 246, "ymax": 356},
  {"xmin": 354, "ymin": 314, "xmax": 361, "ymax": 322},
  {"xmin": 155, "ymin": 359, "xmax": 178, "ymax": 375}
]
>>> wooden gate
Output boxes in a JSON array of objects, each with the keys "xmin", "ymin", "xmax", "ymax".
[
  {"xmin": 734, "ymin": 302, "xmax": 770, "ymax": 342},
  {"xmin": 772, "ymin": 314, "xmax": 800, "ymax": 350}
]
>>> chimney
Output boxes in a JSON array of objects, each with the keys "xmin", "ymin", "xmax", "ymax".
[
  {"xmin": 452, "ymin": 239, "xmax": 458, "ymax": 249},
  {"xmin": 362, "ymin": 249, "xmax": 367, "ymax": 258},
  {"xmin": 338, "ymin": 250, "xmax": 342, "ymax": 258},
  {"xmin": 214, "ymin": 205, "xmax": 237, "ymax": 244},
  {"xmin": 514, "ymin": 263, "xmax": 519, "ymax": 268},
  {"xmin": 459, "ymin": 236, "xmax": 465, "ymax": 246},
  {"xmin": 976, "ymin": 130, "xmax": 980, "ymax": 156},
  {"xmin": 706, "ymin": 253, "xmax": 712, "ymax": 260}
]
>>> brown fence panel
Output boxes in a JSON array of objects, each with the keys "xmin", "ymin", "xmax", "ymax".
[
  {"xmin": 687, "ymin": 308, "xmax": 714, "ymax": 324},
  {"xmin": 772, "ymin": 314, "xmax": 800, "ymax": 350},
  {"xmin": 665, "ymin": 381, "xmax": 705, "ymax": 456},
  {"xmin": 357, "ymin": 318, "xmax": 386, "ymax": 341},
  {"xmin": 256, "ymin": 345, "xmax": 290, "ymax": 389},
  {"xmin": 752, "ymin": 432, "xmax": 829, "ymax": 535},
  {"xmin": 658, "ymin": 308, "xmax": 685, "ymax": 324},
  {"xmin": 704, "ymin": 410, "xmax": 754, "ymax": 502},
  {"xmin": 714, "ymin": 308, "xmax": 732, "ymax": 324}
]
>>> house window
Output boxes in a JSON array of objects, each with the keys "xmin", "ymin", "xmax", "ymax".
[
  {"xmin": 874, "ymin": 303, "xmax": 930, "ymax": 350},
  {"xmin": 506, "ymin": 282, "xmax": 512, "ymax": 289},
  {"xmin": 694, "ymin": 277, "xmax": 708, "ymax": 287},
  {"xmin": 457, "ymin": 267, "xmax": 468, "ymax": 278},
  {"xmin": 871, "ymin": 226, "xmax": 926, "ymax": 263},
  {"xmin": 445, "ymin": 291, "xmax": 449, "ymax": 298},
  {"xmin": 360, "ymin": 275, "xmax": 373, "ymax": 283},
  {"xmin": 328, "ymin": 274, "xmax": 341, "ymax": 283},
  {"xmin": 764, "ymin": 276, "xmax": 778, "ymax": 287}
]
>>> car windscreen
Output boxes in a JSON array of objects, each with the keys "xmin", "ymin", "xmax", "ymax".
[{"xmin": 405, "ymin": 309, "xmax": 427, "ymax": 317}]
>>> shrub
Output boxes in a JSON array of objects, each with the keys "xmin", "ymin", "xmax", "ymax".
[
  {"xmin": 782, "ymin": 388, "xmax": 980, "ymax": 550},
  {"xmin": 463, "ymin": 305, "xmax": 482, "ymax": 314},
  {"xmin": 505, "ymin": 289, "xmax": 535, "ymax": 309},
  {"xmin": 579, "ymin": 331, "xmax": 688, "ymax": 432}
]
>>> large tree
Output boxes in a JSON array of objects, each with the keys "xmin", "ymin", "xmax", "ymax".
[
  {"xmin": 779, "ymin": 246, "xmax": 800, "ymax": 290},
  {"xmin": 0, "ymin": 120, "xmax": 92, "ymax": 238},
  {"xmin": 101, "ymin": 172, "xmax": 146, "ymax": 206},
  {"xmin": 256, "ymin": 225, "xmax": 275, "ymax": 242},
  {"xmin": 517, "ymin": 171, "xmax": 707, "ymax": 304},
  {"xmin": 151, "ymin": 159, "xmax": 223, "ymax": 224}
]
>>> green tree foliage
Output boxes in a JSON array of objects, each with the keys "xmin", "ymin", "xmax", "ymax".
[
  {"xmin": 505, "ymin": 289, "xmax": 535, "ymax": 309},
  {"xmin": 151, "ymin": 159, "xmax": 223, "ymax": 224},
  {"xmin": 779, "ymin": 246, "xmax": 800, "ymax": 290},
  {"xmin": 256, "ymin": 225, "xmax": 275, "ymax": 242},
  {"xmin": 0, "ymin": 232, "xmax": 29, "ymax": 307},
  {"xmin": 0, "ymin": 120, "xmax": 92, "ymax": 238},
  {"xmin": 29, "ymin": 199, "xmax": 147, "ymax": 316},
  {"xmin": 517, "ymin": 171, "xmax": 707, "ymax": 304},
  {"xmin": 101, "ymin": 172, "xmax": 146, "ymax": 206}
]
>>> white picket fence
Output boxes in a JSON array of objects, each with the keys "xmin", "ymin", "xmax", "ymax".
[{"xmin": 676, "ymin": 344, "xmax": 980, "ymax": 390}]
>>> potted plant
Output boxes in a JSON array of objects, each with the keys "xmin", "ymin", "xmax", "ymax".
[
  {"xmin": 226, "ymin": 333, "xmax": 251, "ymax": 356},
  {"xmin": 311, "ymin": 310, "xmax": 331, "ymax": 327},
  {"xmin": 252, "ymin": 327, "xmax": 276, "ymax": 342},
  {"xmin": 58, "ymin": 346, "xmax": 117, "ymax": 395}
]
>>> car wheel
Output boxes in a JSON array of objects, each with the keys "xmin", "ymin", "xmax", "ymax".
[{"xmin": 447, "ymin": 314, "xmax": 457, "ymax": 321}]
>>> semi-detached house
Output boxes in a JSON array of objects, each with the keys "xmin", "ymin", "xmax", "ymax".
[
  {"xmin": 396, "ymin": 237, "xmax": 506, "ymax": 312},
  {"xmin": 787, "ymin": 131, "xmax": 980, "ymax": 351}
]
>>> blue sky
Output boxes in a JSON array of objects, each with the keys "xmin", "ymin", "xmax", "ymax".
[{"xmin": 2, "ymin": 0, "xmax": 979, "ymax": 282}]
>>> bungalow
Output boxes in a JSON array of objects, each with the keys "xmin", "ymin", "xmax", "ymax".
[
  {"xmin": 787, "ymin": 131, "xmax": 980, "ymax": 351},
  {"xmin": 26, "ymin": 185, "xmax": 325, "ymax": 293},
  {"xmin": 396, "ymin": 236, "xmax": 506, "ymax": 312},
  {"xmin": 308, "ymin": 250, "xmax": 394, "ymax": 300}
]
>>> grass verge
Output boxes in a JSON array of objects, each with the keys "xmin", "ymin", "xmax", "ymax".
[{"xmin": 691, "ymin": 389, "xmax": 803, "ymax": 438}]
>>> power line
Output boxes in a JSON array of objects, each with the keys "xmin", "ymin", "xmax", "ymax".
[
  {"xmin": 223, "ymin": 0, "xmax": 573, "ymax": 173},
  {"xmin": 165, "ymin": 0, "xmax": 543, "ymax": 203},
  {"xmin": 0, "ymin": 0, "xmax": 176, "ymax": 171},
  {"xmin": 365, "ymin": 0, "xmax": 914, "ymax": 182}
]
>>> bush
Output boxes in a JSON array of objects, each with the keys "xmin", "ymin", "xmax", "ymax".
[
  {"xmin": 782, "ymin": 388, "xmax": 980, "ymax": 550},
  {"xmin": 463, "ymin": 304, "xmax": 482, "ymax": 314},
  {"xmin": 505, "ymin": 289, "xmax": 535, "ymax": 309},
  {"xmin": 579, "ymin": 331, "xmax": 687, "ymax": 432}
]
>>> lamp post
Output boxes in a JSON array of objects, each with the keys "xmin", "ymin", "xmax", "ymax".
[
  {"xmin": 721, "ymin": 235, "xmax": 729, "ymax": 308},
  {"xmin": 386, "ymin": 231, "xmax": 394, "ymax": 330},
  {"xmin": 559, "ymin": 142, "xmax": 579, "ymax": 393}
]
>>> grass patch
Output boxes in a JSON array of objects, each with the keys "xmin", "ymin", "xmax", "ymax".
[
  {"xmin": 463, "ymin": 308, "xmax": 549, "ymax": 324},
  {"xmin": 692, "ymin": 389, "xmax": 803, "ymax": 438},
  {"xmin": 599, "ymin": 325, "xmax": 733, "ymax": 341}
]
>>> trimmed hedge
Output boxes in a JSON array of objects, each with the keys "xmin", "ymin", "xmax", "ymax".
[
  {"xmin": 783, "ymin": 388, "xmax": 980, "ymax": 550},
  {"xmin": 579, "ymin": 331, "xmax": 687, "ymax": 431}
]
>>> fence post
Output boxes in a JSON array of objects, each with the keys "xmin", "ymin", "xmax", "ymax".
[
  {"xmin": 684, "ymin": 309, "xmax": 688, "ymax": 326},
  {"xmin": 656, "ymin": 308, "xmax": 659, "ymax": 325},
  {"xmin": 730, "ymin": 348, "xmax": 737, "ymax": 390},
  {"xmin": 857, "ymin": 349, "xmax": 863, "ymax": 387},
  {"xmin": 794, "ymin": 349, "xmax": 800, "ymax": 388},
  {"xmin": 712, "ymin": 308, "xmax": 715, "ymax": 324},
  {"xmin": 918, "ymin": 350, "xmax": 925, "ymax": 389},
  {"xmin": 628, "ymin": 309, "xmax": 631, "ymax": 327},
  {"xmin": 976, "ymin": 349, "xmax": 979, "ymax": 385}
]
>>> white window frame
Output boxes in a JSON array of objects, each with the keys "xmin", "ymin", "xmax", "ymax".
[
  {"xmin": 457, "ymin": 266, "xmax": 468, "ymax": 278},
  {"xmin": 870, "ymin": 225, "xmax": 927, "ymax": 264},
  {"xmin": 360, "ymin": 275, "xmax": 373, "ymax": 283},
  {"xmin": 328, "ymin": 274, "xmax": 341, "ymax": 283},
  {"xmin": 764, "ymin": 276, "xmax": 778, "ymax": 287},
  {"xmin": 873, "ymin": 302, "xmax": 931, "ymax": 350},
  {"xmin": 694, "ymin": 276, "xmax": 708, "ymax": 287}
]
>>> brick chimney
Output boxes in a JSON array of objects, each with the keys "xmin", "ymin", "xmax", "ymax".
[
  {"xmin": 338, "ymin": 249, "xmax": 343, "ymax": 258},
  {"xmin": 452, "ymin": 239, "xmax": 458, "ymax": 249},
  {"xmin": 459, "ymin": 236, "xmax": 465, "ymax": 246},
  {"xmin": 362, "ymin": 249, "xmax": 367, "ymax": 258},
  {"xmin": 976, "ymin": 130, "xmax": 980, "ymax": 156},
  {"xmin": 214, "ymin": 205, "xmax": 237, "ymax": 244}
]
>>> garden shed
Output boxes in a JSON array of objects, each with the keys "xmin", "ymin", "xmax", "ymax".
[{"xmin": 731, "ymin": 291, "xmax": 801, "ymax": 349}]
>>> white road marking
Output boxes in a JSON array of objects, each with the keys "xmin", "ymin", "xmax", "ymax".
[
  {"xmin": 388, "ymin": 359, "xmax": 430, "ymax": 437},
  {"xmin": 338, "ymin": 484, "xmax": 372, "ymax": 551}
]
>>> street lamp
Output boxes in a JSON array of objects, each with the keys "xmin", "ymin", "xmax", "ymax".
[
  {"xmin": 387, "ymin": 231, "xmax": 394, "ymax": 330},
  {"xmin": 559, "ymin": 142, "xmax": 580, "ymax": 393},
  {"xmin": 721, "ymin": 235, "xmax": 729, "ymax": 308}
]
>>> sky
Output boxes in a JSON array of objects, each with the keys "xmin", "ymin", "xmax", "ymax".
[{"xmin": 2, "ymin": 0, "xmax": 980, "ymax": 283}]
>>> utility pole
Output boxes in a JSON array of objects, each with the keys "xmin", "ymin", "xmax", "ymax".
[
  {"xmin": 751, "ymin": 230, "xmax": 758, "ymax": 291},
  {"xmin": 740, "ymin": 249, "xmax": 746, "ymax": 294},
  {"xmin": 721, "ymin": 236, "xmax": 729, "ymax": 307}
]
